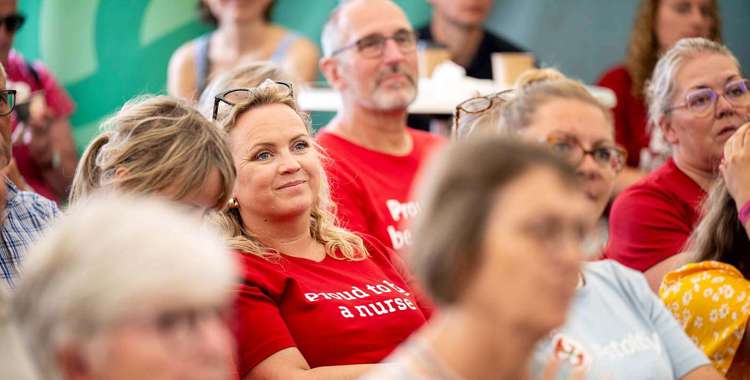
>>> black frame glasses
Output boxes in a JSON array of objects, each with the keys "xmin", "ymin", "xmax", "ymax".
[
  {"xmin": 667, "ymin": 78, "xmax": 750, "ymax": 117},
  {"xmin": 0, "ymin": 13, "xmax": 25, "ymax": 33},
  {"xmin": 212, "ymin": 80, "xmax": 293, "ymax": 121},
  {"xmin": 452, "ymin": 89, "xmax": 514, "ymax": 140},
  {"xmin": 0, "ymin": 89, "xmax": 16, "ymax": 116},
  {"xmin": 330, "ymin": 30, "xmax": 417, "ymax": 58}
]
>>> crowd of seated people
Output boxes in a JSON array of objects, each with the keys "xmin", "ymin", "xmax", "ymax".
[{"xmin": 0, "ymin": 0, "xmax": 748, "ymax": 379}]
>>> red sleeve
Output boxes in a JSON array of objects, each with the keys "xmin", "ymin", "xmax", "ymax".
[
  {"xmin": 606, "ymin": 187, "xmax": 692, "ymax": 272},
  {"xmin": 597, "ymin": 66, "xmax": 632, "ymax": 159},
  {"xmin": 233, "ymin": 276, "xmax": 296, "ymax": 377}
]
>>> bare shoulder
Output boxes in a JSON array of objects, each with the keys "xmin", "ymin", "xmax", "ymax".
[{"xmin": 167, "ymin": 40, "xmax": 200, "ymax": 98}]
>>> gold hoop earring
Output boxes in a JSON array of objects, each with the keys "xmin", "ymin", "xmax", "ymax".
[{"xmin": 227, "ymin": 197, "xmax": 239, "ymax": 209}]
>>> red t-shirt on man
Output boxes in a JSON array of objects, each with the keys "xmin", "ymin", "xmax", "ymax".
[
  {"xmin": 597, "ymin": 65, "xmax": 649, "ymax": 168},
  {"xmin": 233, "ymin": 234, "xmax": 430, "ymax": 377},
  {"xmin": 316, "ymin": 128, "xmax": 444, "ymax": 251},
  {"xmin": 605, "ymin": 159, "xmax": 706, "ymax": 271}
]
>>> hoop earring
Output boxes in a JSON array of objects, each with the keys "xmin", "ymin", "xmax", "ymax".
[{"xmin": 227, "ymin": 197, "xmax": 239, "ymax": 209}]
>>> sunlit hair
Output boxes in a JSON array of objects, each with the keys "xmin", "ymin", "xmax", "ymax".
[
  {"xmin": 410, "ymin": 136, "xmax": 579, "ymax": 305},
  {"xmin": 12, "ymin": 194, "xmax": 238, "ymax": 380},
  {"xmin": 321, "ymin": 0, "xmax": 352, "ymax": 57},
  {"xmin": 684, "ymin": 179, "xmax": 750, "ymax": 278},
  {"xmin": 645, "ymin": 37, "xmax": 738, "ymax": 128},
  {"xmin": 499, "ymin": 68, "xmax": 613, "ymax": 134},
  {"xmin": 197, "ymin": 61, "xmax": 291, "ymax": 120},
  {"xmin": 215, "ymin": 85, "xmax": 366, "ymax": 260},
  {"xmin": 624, "ymin": 0, "xmax": 721, "ymax": 98},
  {"xmin": 69, "ymin": 95, "xmax": 236, "ymax": 209}
]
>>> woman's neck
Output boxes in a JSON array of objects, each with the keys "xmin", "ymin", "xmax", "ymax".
[
  {"xmin": 672, "ymin": 152, "xmax": 718, "ymax": 191},
  {"xmin": 214, "ymin": 18, "xmax": 268, "ymax": 54},
  {"xmin": 241, "ymin": 211, "xmax": 324, "ymax": 260},
  {"xmin": 425, "ymin": 308, "xmax": 540, "ymax": 380}
]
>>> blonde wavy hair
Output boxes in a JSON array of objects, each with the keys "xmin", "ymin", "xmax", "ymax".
[
  {"xmin": 69, "ymin": 95, "xmax": 236, "ymax": 208},
  {"xmin": 624, "ymin": 0, "xmax": 721, "ymax": 98},
  {"xmin": 214, "ymin": 85, "xmax": 366, "ymax": 260}
]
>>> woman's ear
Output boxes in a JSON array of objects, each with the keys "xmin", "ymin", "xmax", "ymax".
[
  {"xmin": 659, "ymin": 116, "xmax": 679, "ymax": 145},
  {"xmin": 114, "ymin": 166, "xmax": 129, "ymax": 179}
]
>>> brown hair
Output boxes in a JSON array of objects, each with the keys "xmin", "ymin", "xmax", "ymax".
[
  {"xmin": 214, "ymin": 85, "xmax": 366, "ymax": 260},
  {"xmin": 410, "ymin": 136, "xmax": 579, "ymax": 305},
  {"xmin": 624, "ymin": 0, "xmax": 721, "ymax": 98},
  {"xmin": 685, "ymin": 179, "xmax": 750, "ymax": 278},
  {"xmin": 69, "ymin": 95, "xmax": 236, "ymax": 208}
]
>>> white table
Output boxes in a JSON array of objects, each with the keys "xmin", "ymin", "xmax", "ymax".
[{"xmin": 298, "ymin": 77, "xmax": 616, "ymax": 114}]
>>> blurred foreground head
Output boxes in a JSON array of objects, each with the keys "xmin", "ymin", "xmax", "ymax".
[{"xmin": 12, "ymin": 194, "xmax": 238, "ymax": 380}]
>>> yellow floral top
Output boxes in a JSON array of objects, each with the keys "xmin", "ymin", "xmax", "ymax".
[{"xmin": 659, "ymin": 261, "xmax": 750, "ymax": 374}]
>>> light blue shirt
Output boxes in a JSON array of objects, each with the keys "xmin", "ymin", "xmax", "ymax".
[{"xmin": 531, "ymin": 260, "xmax": 710, "ymax": 380}]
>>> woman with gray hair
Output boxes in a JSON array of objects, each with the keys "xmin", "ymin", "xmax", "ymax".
[
  {"xmin": 606, "ymin": 37, "xmax": 750, "ymax": 290},
  {"xmin": 11, "ymin": 195, "xmax": 239, "ymax": 380}
]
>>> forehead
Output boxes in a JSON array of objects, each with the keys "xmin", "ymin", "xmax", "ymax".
[
  {"xmin": 675, "ymin": 53, "xmax": 741, "ymax": 93},
  {"xmin": 339, "ymin": 0, "xmax": 412, "ymax": 41},
  {"xmin": 526, "ymin": 99, "xmax": 613, "ymax": 143},
  {"xmin": 231, "ymin": 103, "xmax": 308, "ymax": 143},
  {"xmin": 490, "ymin": 167, "xmax": 587, "ymax": 223}
]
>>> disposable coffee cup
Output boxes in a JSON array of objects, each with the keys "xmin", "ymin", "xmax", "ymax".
[{"xmin": 491, "ymin": 52, "xmax": 534, "ymax": 86}]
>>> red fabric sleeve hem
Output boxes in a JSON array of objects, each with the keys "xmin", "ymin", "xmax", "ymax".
[{"xmin": 238, "ymin": 339, "xmax": 297, "ymax": 378}]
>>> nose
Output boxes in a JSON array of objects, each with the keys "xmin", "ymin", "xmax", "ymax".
[
  {"xmin": 277, "ymin": 151, "xmax": 302, "ymax": 174},
  {"xmin": 576, "ymin": 151, "xmax": 602, "ymax": 177},
  {"xmin": 715, "ymin": 92, "xmax": 737, "ymax": 119},
  {"xmin": 381, "ymin": 38, "xmax": 406, "ymax": 64}
]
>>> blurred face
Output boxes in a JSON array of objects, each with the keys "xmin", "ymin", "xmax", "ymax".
[
  {"xmin": 229, "ymin": 104, "xmax": 321, "ymax": 224},
  {"xmin": 430, "ymin": 0, "xmax": 494, "ymax": 28},
  {"xmin": 464, "ymin": 167, "xmax": 588, "ymax": 334},
  {"xmin": 326, "ymin": 0, "xmax": 418, "ymax": 112},
  {"xmin": 159, "ymin": 168, "xmax": 225, "ymax": 218},
  {"xmin": 71, "ymin": 301, "xmax": 234, "ymax": 380},
  {"xmin": 0, "ymin": 0, "xmax": 17, "ymax": 63},
  {"xmin": 662, "ymin": 53, "xmax": 748, "ymax": 173},
  {"xmin": 520, "ymin": 99, "xmax": 618, "ymax": 218},
  {"xmin": 655, "ymin": 0, "xmax": 714, "ymax": 52},
  {"xmin": 204, "ymin": 0, "xmax": 272, "ymax": 23}
]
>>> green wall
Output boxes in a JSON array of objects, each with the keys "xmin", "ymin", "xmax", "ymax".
[{"xmin": 13, "ymin": 0, "xmax": 749, "ymax": 151}]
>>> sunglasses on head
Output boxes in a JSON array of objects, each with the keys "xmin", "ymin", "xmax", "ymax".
[{"xmin": 0, "ymin": 13, "xmax": 25, "ymax": 33}]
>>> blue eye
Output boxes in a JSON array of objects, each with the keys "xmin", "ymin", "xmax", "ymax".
[
  {"xmin": 292, "ymin": 140, "xmax": 310, "ymax": 151},
  {"xmin": 254, "ymin": 151, "xmax": 272, "ymax": 161}
]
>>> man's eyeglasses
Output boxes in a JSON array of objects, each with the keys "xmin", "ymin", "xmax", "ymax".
[
  {"xmin": 667, "ymin": 78, "xmax": 750, "ymax": 117},
  {"xmin": 0, "ymin": 14, "xmax": 25, "ymax": 33},
  {"xmin": 547, "ymin": 136, "xmax": 626, "ymax": 172},
  {"xmin": 330, "ymin": 30, "xmax": 417, "ymax": 59},
  {"xmin": 212, "ymin": 80, "xmax": 293, "ymax": 121},
  {"xmin": 0, "ymin": 90, "xmax": 16, "ymax": 116},
  {"xmin": 452, "ymin": 90, "xmax": 514, "ymax": 140}
]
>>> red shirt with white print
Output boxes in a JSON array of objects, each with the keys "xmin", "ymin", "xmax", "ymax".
[
  {"xmin": 316, "ymin": 128, "xmax": 444, "ymax": 251},
  {"xmin": 232, "ymin": 234, "xmax": 431, "ymax": 377}
]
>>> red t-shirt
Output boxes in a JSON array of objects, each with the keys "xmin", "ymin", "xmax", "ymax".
[
  {"xmin": 316, "ymin": 129, "xmax": 444, "ymax": 251},
  {"xmin": 605, "ymin": 159, "xmax": 705, "ymax": 271},
  {"xmin": 6, "ymin": 50, "xmax": 75, "ymax": 203},
  {"xmin": 233, "ymin": 234, "xmax": 430, "ymax": 377},
  {"xmin": 597, "ymin": 65, "xmax": 649, "ymax": 168}
]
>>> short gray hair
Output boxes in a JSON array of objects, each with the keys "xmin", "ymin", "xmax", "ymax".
[
  {"xmin": 646, "ymin": 37, "xmax": 739, "ymax": 128},
  {"xmin": 320, "ymin": 1, "xmax": 352, "ymax": 57},
  {"xmin": 12, "ymin": 194, "xmax": 238, "ymax": 380}
]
